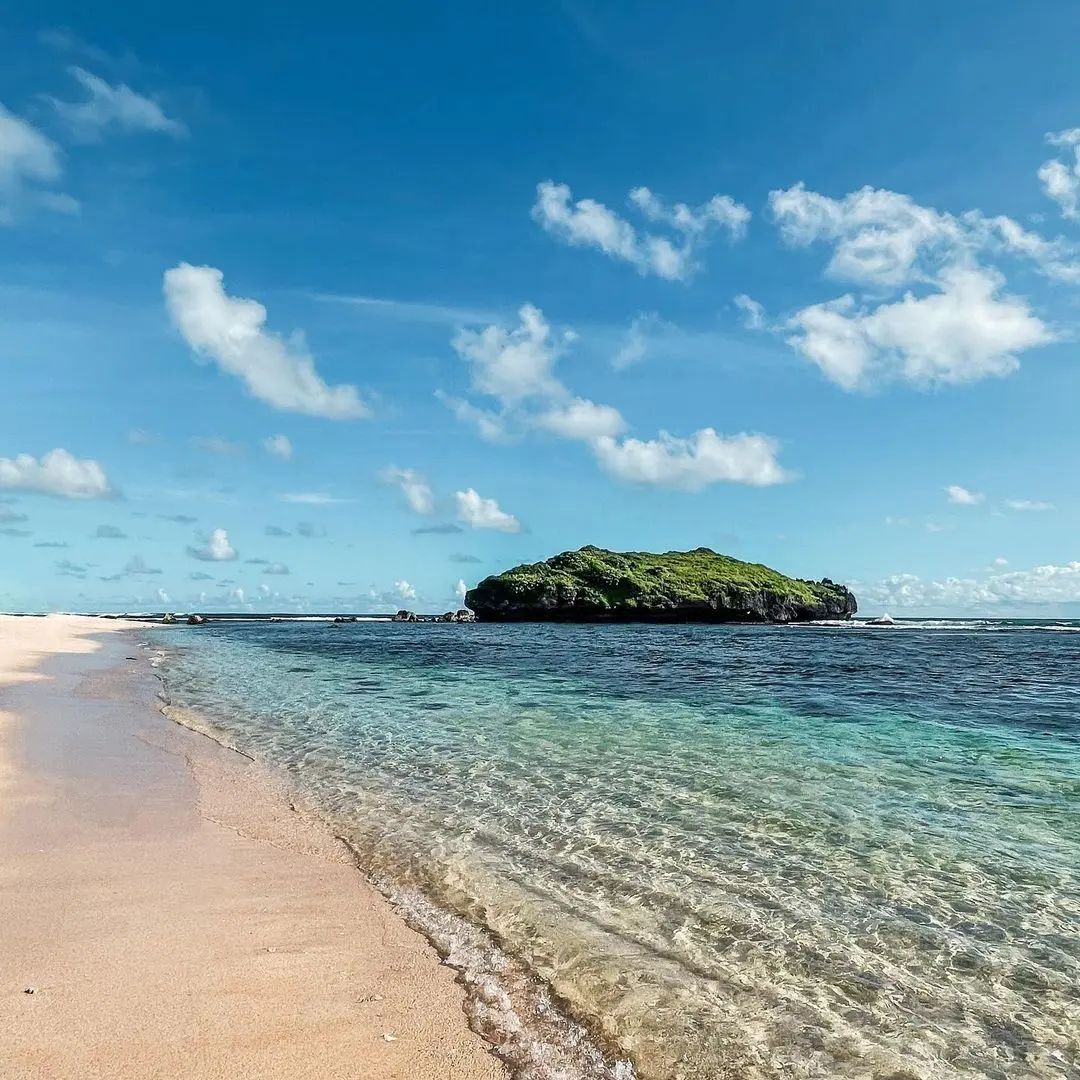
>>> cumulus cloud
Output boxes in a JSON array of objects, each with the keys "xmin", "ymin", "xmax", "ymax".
[
  {"xmin": 454, "ymin": 488, "xmax": 521, "ymax": 533},
  {"xmin": 946, "ymin": 484, "xmax": 984, "ymax": 506},
  {"xmin": 533, "ymin": 180, "xmax": 749, "ymax": 281},
  {"xmin": 454, "ymin": 578, "xmax": 468, "ymax": 602},
  {"xmin": 452, "ymin": 303, "xmax": 570, "ymax": 406},
  {"xmin": 263, "ymin": 434, "xmax": 293, "ymax": 460},
  {"xmin": 395, "ymin": 579, "xmax": 417, "ymax": 601},
  {"xmin": 769, "ymin": 181, "xmax": 1080, "ymax": 288},
  {"xmin": 50, "ymin": 67, "xmax": 186, "ymax": 142},
  {"xmin": 0, "ymin": 449, "xmax": 113, "ymax": 498},
  {"xmin": 1039, "ymin": 128, "xmax": 1080, "ymax": 221},
  {"xmin": 534, "ymin": 398, "xmax": 626, "ymax": 440},
  {"xmin": 380, "ymin": 466, "xmax": 434, "ymax": 514},
  {"xmin": 187, "ymin": 527, "xmax": 237, "ymax": 561},
  {"xmin": 592, "ymin": 429, "xmax": 790, "ymax": 490},
  {"xmin": 786, "ymin": 266, "xmax": 1052, "ymax": 391},
  {"xmin": 862, "ymin": 562, "xmax": 1080, "ymax": 611},
  {"xmin": 164, "ymin": 263, "xmax": 369, "ymax": 419},
  {"xmin": 0, "ymin": 103, "xmax": 76, "ymax": 223},
  {"xmin": 446, "ymin": 305, "xmax": 793, "ymax": 490}
]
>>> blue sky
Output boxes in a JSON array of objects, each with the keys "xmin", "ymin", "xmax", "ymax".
[{"xmin": 3, "ymin": 2, "xmax": 1080, "ymax": 615}]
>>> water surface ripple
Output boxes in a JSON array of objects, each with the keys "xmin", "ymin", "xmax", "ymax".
[{"xmin": 155, "ymin": 621, "xmax": 1080, "ymax": 1080}]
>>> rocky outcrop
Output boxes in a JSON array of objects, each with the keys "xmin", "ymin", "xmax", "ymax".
[{"xmin": 465, "ymin": 546, "xmax": 857, "ymax": 624}]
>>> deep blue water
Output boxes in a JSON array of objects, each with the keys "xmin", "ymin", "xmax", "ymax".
[{"xmin": 152, "ymin": 619, "xmax": 1080, "ymax": 1080}]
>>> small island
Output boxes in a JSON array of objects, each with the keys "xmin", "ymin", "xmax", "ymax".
[{"xmin": 465, "ymin": 546, "xmax": 857, "ymax": 623}]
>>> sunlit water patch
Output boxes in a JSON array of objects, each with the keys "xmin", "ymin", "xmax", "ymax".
[{"xmin": 152, "ymin": 621, "xmax": 1080, "ymax": 1080}]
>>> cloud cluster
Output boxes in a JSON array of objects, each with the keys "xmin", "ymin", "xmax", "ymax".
[
  {"xmin": 533, "ymin": 180, "xmax": 749, "ymax": 281},
  {"xmin": 768, "ymin": 181, "xmax": 1071, "ymax": 390},
  {"xmin": 862, "ymin": 562, "xmax": 1080, "ymax": 611},
  {"xmin": 445, "ymin": 305, "xmax": 789, "ymax": 490},
  {"xmin": 164, "ymin": 263, "xmax": 369, "ymax": 419},
  {"xmin": 0, "ymin": 449, "xmax": 112, "ymax": 498}
]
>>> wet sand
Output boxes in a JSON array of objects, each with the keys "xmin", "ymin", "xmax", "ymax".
[{"xmin": 0, "ymin": 615, "xmax": 506, "ymax": 1080}]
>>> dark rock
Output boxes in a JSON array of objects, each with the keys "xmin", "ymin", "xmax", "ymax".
[
  {"xmin": 454, "ymin": 609, "xmax": 477, "ymax": 623},
  {"xmin": 161, "ymin": 613, "xmax": 177, "ymax": 624},
  {"xmin": 465, "ymin": 546, "xmax": 857, "ymax": 624},
  {"xmin": 186, "ymin": 614, "xmax": 207, "ymax": 625},
  {"xmin": 393, "ymin": 610, "xmax": 418, "ymax": 622}
]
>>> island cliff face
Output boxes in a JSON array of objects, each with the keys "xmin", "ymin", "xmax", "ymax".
[{"xmin": 465, "ymin": 546, "xmax": 857, "ymax": 623}]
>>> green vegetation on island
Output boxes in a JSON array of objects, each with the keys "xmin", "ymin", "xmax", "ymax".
[{"xmin": 465, "ymin": 546, "xmax": 857, "ymax": 623}]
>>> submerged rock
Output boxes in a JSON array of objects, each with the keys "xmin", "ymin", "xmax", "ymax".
[{"xmin": 465, "ymin": 546, "xmax": 857, "ymax": 624}]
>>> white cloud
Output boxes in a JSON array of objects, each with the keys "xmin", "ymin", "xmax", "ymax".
[
  {"xmin": 734, "ymin": 294, "xmax": 766, "ymax": 330},
  {"xmin": 591, "ymin": 429, "xmax": 790, "ymax": 490},
  {"xmin": 187, "ymin": 527, "xmax": 237, "ymax": 561},
  {"xmin": 446, "ymin": 305, "xmax": 791, "ymax": 491},
  {"xmin": 787, "ymin": 266, "xmax": 1052, "ymax": 390},
  {"xmin": 534, "ymin": 398, "xmax": 626, "ymax": 440},
  {"xmin": 993, "ymin": 557, "xmax": 1009, "ymax": 567},
  {"xmin": 454, "ymin": 578, "xmax": 468, "ymax": 602},
  {"xmin": 452, "ymin": 303, "xmax": 570, "ymax": 405},
  {"xmin": 395, "ymin": 579, "xmax": 417, "ymax": 601},
  {"xmin": 946, "ymin": 484, "xmax": 984, "ymax": 506},
  {"xmin": 1039, "ymin": 128, "xmax": 1080, "ymax": 220},
  {"xmin": 455, "ymin": 488, "xmax": 521, "ymax": 533},
  {"xmin": 1005, "ymin": 499, "xmax": 1054, "ymax": 512},
  {"xmin": 263, "ymin": 562, "xmax": 290, "ymax": 575},
  {"xmin": 533, "ymin": 180, "xmax": 749, "ymax": 281},
  {"xmin": 0, "ymin": 448, "xmax": 112, "ymax": 498},
  {"xmin": 262, "ymin": 434, "xmax": 293, "ymax": 459},
  {"xmin": 769, "ymin": 180, "xmax": 1080, "ymax": 287},
  {"xmin": 862, "ymin": 562, "xmax": 1080, "ymax": 611},
  {"xmin": 0, "ymin": 103, "xmax": 75, "ymax": 223},
  {"xmin": 164, "ymin": 263, "xmax": 369, "ymax": 419},
  {"xmin": 50, "ymin": 67, "xmax": 186, "ymax": 141},
  {"xmin": 380, "ymin": 466, "xmax": 434, "ymax": 514}
]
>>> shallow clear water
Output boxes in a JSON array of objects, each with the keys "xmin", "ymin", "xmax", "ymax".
[{"xmin": 153, "ymin": 620, "xmax": 1080, "ymax": 1080}]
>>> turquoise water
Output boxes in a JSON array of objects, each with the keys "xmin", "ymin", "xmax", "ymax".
[{"xmin": 153, "ymin": 620, "xmax": 1080, "ymax": 1080}]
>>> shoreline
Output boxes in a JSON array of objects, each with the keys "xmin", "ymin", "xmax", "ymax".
[{"xmin": 0, "ymin": 615, "xmax": 507, "ymax": 1080}]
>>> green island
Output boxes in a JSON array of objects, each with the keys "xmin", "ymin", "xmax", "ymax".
[{"xmin": 465, "ymin": 546, "xmax": 857, "ymax": 623}]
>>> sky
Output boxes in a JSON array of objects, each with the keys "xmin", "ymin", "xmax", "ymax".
[{"xmin": 3, "ymin": 1, "xmax": 1080, "ymax": 616}]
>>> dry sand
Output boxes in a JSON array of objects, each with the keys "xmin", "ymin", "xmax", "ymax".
[{"xmin": 0, "ymin": 614, "xmax": 507, "ymax": 1080}]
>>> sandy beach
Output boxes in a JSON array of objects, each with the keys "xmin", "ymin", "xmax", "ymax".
[{"xmin": 0, "ymin": 615, "xmax": 506, "ymax": 1080}]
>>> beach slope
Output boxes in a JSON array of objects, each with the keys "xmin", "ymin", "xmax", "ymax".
[{"xmin": 0, "ymin": 615, "xmax": 505, "ymax": 1080}]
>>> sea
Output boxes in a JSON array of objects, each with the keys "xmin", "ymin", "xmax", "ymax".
[{"xmin": 148, "ymin": 617, "xmax": 1080, "ymax": 1080}]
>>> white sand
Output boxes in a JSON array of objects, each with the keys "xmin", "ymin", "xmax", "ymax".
[{"xmin": 0, "ymin": 615, "xmax": 506, "ymax": 1080}]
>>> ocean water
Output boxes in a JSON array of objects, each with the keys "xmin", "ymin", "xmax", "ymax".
[{"xmin": 151, "ymin": 620, "xmax": 1080, "ymax": 1080}]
